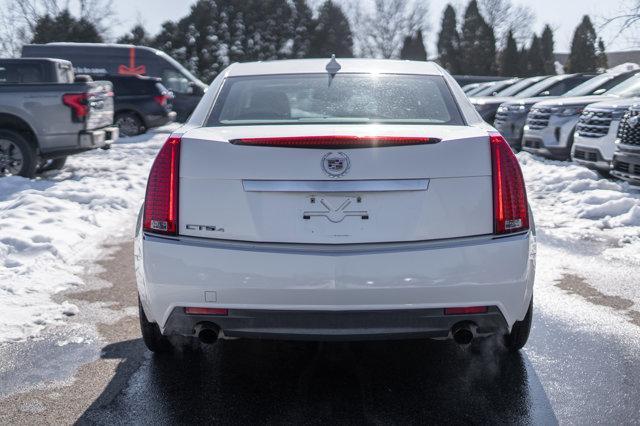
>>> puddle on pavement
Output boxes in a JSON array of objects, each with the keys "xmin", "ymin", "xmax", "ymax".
[{"xmin": 555, "ymin": 273, "xmax": 640, "ymax": 327}]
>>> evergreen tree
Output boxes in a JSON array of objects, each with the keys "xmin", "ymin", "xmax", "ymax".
[
  {"xmin": 540, "ymin": 24, "xmax": 555, "ymax": 74},
  {"xmin": 436, "ymin": 4, "xmax": 461, "ymax": 74},
  {"xmin": 31, "ymin": 9, "xmax": 102, "ymax": 44},
  {"xmin": 596, "ymin": 38, "xmax": 608, "ymax": 70},
  {"xmin": 499, "ymin": 29, "xmax": 520, "ymax": 76},
  {"xmin": 117, "ymin": 25, "xmax": 153, "ymax": 45},
  {"xmin": 308, "ymin": 0, "xmax": 353, "ymax": 58},
  {"xmin": 460, "ymin": 0, "xmax": 497, "ymax": 75},
  {"xmin": 526, "ymin": 34, "xmax": 545, "ymax": 76},
  {"xmin": 291, "ymin": 0, "xmax": 314, "ymax": 58},
  {"xmin": 518, "ymin": 45, "xmax": 529, "ymax": 77},
  {"xmin": 565, "ymin": 15, "xmax": 598, "ymax": 73},
  {"xmin": 400, "ymin": 31, "xmax": 427, "ymax": 61}
]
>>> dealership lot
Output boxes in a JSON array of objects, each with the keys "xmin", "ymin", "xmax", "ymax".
[{"xmin": 0, "ymin": 128, "xmax": 639, "ymax": 423}]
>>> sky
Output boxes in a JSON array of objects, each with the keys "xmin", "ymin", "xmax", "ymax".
[{"xmin": 55, "ymin": 0, "xmax": 640, "ymax": 54}]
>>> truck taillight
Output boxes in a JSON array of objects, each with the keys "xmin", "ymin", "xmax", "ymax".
[
  {"xmin": 154, "ymin": 95, "xmax": 169, "ymax": 107},
  {"xmin": 490, "ymin": 132, "xmax": 529, "ymax": 235},
  {"xmin": 62, "ymin": 93, "xmax": 89, "ymax": 120},
  {"xmin": 143, "ymin": 136, "xmax": 181, "ymax": 235}
]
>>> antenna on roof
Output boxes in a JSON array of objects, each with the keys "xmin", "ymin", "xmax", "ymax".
[{"xmin": 325, "ymin": 54, "xmax": 341, "ymax": 75}]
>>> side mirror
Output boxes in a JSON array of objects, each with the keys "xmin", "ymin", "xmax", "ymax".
[{"xmin": 592, "ymin": 88, "xmax": 606, "ymax": 95}]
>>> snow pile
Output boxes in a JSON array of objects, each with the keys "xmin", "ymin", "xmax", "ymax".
[
  {"xmin": 0, "ymin": 128, "xmax": 175, "ymax": 343},
  {"xmin": 518, "ymin": 152, "xmax": 640, "ymax": 262}
]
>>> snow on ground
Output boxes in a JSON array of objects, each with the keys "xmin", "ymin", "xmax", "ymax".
[
  {"xmin": 0, "ymin": 126, "xmax": 177, "ymax": 343},
  {"xmin": 519, "ymin": 152, "xmax": 640, "ymax": 265}
]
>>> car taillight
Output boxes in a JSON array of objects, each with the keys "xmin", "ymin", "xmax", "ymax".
[
  {"xmin": 154, "ymin": 94, "xmax": 169, "ymax": 107},
  {"xmin": 143, "ymin": 136, "xmax": 181, "ymax": 235},
  {"xmin": 490, "ymin": 132, "xmax": 529, "ymax": 234},
  {"xmin": 62, "ymin": 93, "xmax": 89, "ymax": 121},
  {"xmin": 229, "ymin": 135, "xmax": 440, "ymax": 148}
]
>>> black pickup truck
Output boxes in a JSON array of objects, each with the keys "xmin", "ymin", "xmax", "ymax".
[{"xmin": 0, "ymin": 58, "xmax": 118, "ymax": 177}]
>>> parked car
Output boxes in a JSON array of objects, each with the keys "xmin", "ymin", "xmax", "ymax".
[
  {"xmin": 611, "ymin": 103, "xmax": 640, "ymax": 184},
  {"xmin": 0, "ymin": 58, "xmax": 118, "ymax": 177},
  {"xmin": 494, "ymin": 73, "xmax": 597, "ymax": 149},
  {"xmin": 521, "ymin": 69, "xmax": 640, "ymax": 160},
  {"xmin": 571, "ymin": 75, "xmax": 640, "ymax": 172},
  {"xmin": 102, "ymin": 75, "xmax": 176, "ymax": 136},
  {"xmin": 461, "ymin": 82, "xmax": 482, "ymax": 94},
  {"xmin": 135, "ymin": 58, "xmax": 535, "ymax": 355},
  {"xmin": 469, "ymin": 78, "xmax": 520, "ymax": 97},
  {"xmin": 470, "ymin": 75, "xmax": 550, "ymax": 122},
  {"xmin": 22, "ymin": 43, "xmax": 207, "ymax": 122}
]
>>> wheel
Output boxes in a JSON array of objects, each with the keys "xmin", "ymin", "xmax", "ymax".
[
  {"xmin": 115, "ymin": 112, "xmax": 145, "ymax": 137},
  {"xmin": 505, "ymin": 299, "xmax": 533, "ymax": 352},
  {"xmin": 38, "ymin": 156, "xmax": 67, "ymax": 173},
  {"xmin": 139, "ymin": 297, "xmax": 172, "ymax": 353},
  {"xmin": 0, "ymin": 129, "xmax": 37, "ymax": 178}
]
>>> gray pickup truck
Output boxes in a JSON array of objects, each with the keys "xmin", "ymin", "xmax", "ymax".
[{"xmin": 0, "ymin": 58, "xmax": 118, "ymax": 177}]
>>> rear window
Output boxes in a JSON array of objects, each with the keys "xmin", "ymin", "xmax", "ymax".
[
  {"xmin": 207, "ymin": 73, "xmax": 464, "ymax": 126},
  {"xmin": 0, "ymin": 63, "xmax": 45, "ymax": 83}
]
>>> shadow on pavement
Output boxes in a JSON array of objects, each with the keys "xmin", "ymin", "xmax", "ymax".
[{"xmin": 78, "ymin": 337, "xmax": 557, "ymax": 425}]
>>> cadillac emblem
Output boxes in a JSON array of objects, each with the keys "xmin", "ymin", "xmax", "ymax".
[{"xmin": 322, "ymin": 152, "xmax": 350, "ymax": 177}]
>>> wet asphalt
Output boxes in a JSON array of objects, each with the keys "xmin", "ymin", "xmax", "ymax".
[{"xmin": 1, "ymin": 242, "xmax": 639, "ymax": 425}]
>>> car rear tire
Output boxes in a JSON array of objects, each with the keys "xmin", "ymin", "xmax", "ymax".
[
  {"xmin": 0, "ymin": 130, "xmax": 37, "ymax": 178},
  {"xmin": 139, "ymin": 298, "xmax": 172, "ymax": 353},
  {"xmin": 38, "ymin": 156, "xmax": 67, "ymax": 173},
  {"xmin": 115, "ymin": 112, "xmax": 145, "ymax": 137},
  {"xmin": 505, "ymin": 299, "xmax": 533, "ymax": 352}
]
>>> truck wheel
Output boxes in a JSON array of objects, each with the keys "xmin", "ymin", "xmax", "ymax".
[
  {"xmin": 38, "ymin": 157, "xmax": 67, "ymax": 173},
  {"xmin": 504, "ymin": 299, "xmax": 533, "ymax": 352},
  {"xmin": 0, "ymin": 130, "xmax": 37, "ymax": 178},
  {"xmin": 115, "ymin": 112, "xmax": 145, "ymax": 137},
  {"xmin": 139, "ymin": 297, "xmax": 172, "ymax": 353}
]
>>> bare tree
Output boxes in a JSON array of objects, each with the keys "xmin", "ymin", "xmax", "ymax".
[
  {"xmin": 601, "ymin": 0, "xmax": 640, "ymax": 44},
  {"xmin": 346, "ymin": 0, "xmax": 430, "ymax": 59},
  {"xmin": 478, "ymin": 0, "xmax": 534, "ymax": 46},
  {"xmin": 0, "ymin": 0, "xmax": 115, "ymax": 55}
]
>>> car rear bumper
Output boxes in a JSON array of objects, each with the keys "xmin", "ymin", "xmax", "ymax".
[
  {"xmin": 163, "ymin": 306, "xmax": 509, "ymax": 341},
  {"xmin": 146, "ymin": 111, "xmax": 177, "ymax": 129},
  {"xmin": 80, "ymin": 125, "xmax": 119, "ymax": 148},
  {"xmin": 136, "ymin": 230, "xmax": 535, "ymax": 340}
]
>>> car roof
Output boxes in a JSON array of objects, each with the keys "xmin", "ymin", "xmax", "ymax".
[{"xmin": 224, "ymin": 58, "xmax": 445, "ymax": 77}]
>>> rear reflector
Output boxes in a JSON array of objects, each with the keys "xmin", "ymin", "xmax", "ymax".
[
  {"xmin": 184, "ymin": 307, "xmax": 229, "ymax": 316},
  {"xmin": 444, "ymin": 306, "xmax": 489, "ymax": 315},
  {"xmin": 490, "ymin": 132, "xmax": 529, "ymax": 235},
  {"xmin": 230, "ymin": 135, "xmax": 440, "ymax": 149},
  {"xmin": 143, "ymin": 136, "xmax": 181, "ymax": 235}
]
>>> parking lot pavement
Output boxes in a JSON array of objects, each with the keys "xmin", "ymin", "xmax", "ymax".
[{"xmin": 1, "ymin": 240, "xmax": 639, "ymax": 424}]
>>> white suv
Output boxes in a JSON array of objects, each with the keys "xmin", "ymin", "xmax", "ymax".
[{"xmin": 135, "ymin": 59, "xmax": 535, "ymax": 354}]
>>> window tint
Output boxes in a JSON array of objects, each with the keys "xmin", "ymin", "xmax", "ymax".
[
  {"xmin": 109, "ymin": 77, "xmax": 157, "ymax": 96},
  {"xmin": 162, "ymin": 69, "xmax": 192, "ymax": 94},
  {"xmin": 0, "ymin": 64, "xmax": 45, "ymax": 83},
  {"xmin": 208, "ymin": 74, "xmax": 464, "ymax": 126}
]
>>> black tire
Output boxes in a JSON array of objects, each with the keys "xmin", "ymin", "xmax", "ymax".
[
  {"xmin": 38, "ymin": 156, "xmax": 67, "ymax": 173},
  {"xmin": 505, "ymin": 299, "xmax": 533, "ymax": 352},
  {"xmin": 139, "ymin": 297, "xmax": 172, "ymax": 353},
  {"xmin": 0, "ymin": 129, "xmax": 37, "ymax": 178},
  {"xmin": 115, "ymin": 112, "xmax": 145, "ymax": 137}
]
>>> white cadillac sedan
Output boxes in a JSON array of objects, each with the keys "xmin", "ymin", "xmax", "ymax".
[{"xmin": 135, "ymin": 58, "xmax": 535, "ymax": 354}]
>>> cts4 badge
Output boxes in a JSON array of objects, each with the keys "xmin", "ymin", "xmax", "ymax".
[{"xmin": 322, "ymin": 152, "xmax": 350, "ymax": 177}]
